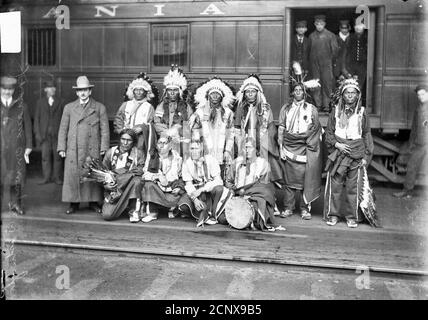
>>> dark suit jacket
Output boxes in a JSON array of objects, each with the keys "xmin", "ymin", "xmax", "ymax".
[
  {"xmin": 34, "ymin": 96, "xmax": 64, "ymax": 143},
  {"xmin": 290, "ymin": 35, "xmax": 310, "ymax": 71}
]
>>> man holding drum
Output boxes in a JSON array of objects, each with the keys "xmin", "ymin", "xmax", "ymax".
[{"xmin": 225, "ymin": 138, "xmax": 281, "ymax": 232}]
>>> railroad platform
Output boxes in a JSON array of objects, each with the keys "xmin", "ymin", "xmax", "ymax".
[{"xmin": 2, "ymin": 170, "xmax": 428, "ymax": 275}]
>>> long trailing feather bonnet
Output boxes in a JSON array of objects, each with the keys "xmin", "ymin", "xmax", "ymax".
[{"xmin": 194, "ymin": 76, "xmax": 235, "ymax": 110}]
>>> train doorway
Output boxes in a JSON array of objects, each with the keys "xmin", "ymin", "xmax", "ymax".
[{"xmin": 286, "ymin": 7, "xmax": 378, "ymax": 114}]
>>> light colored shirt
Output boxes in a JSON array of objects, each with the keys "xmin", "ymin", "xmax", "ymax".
[
  {"xmin": 182, "ymin": 154, "xmax": 223, "ymax": 195},
  {"xmin": 48, "ymin": 96, "xmax": 54, "ymax": 106},
  {"xmin": 229, "ymin": 156, "xmax": 270, "ymax": 188},
  {"xmin": 124, "ymin": 100, "xmax": 154, "ymax": 127},
  {"xmin": 284, "ymin": 100, "xmax": 313, "ymax": 134},
  {"xmin": 1, "ymin": 97, "xmax": 12, "ymax": 107}
]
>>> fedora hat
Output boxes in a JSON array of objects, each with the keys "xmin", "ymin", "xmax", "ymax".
[
  {"xmin": 43, "ymin": 79, "xmax": 56, "ymax": 88},
  {"xmin": 1, "ymin": 75, "xmax": 17, "ymax": 89},
  {"xmin": 72, "ymin": 76, "xmax": 94, "ymax": 89}
]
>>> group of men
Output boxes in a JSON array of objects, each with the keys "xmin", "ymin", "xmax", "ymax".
[
  {"xmin": 1, "ymin": 60, "xmax": 387, "ymax": 230},
  {"xmin": 290, "ymin": 14, "xmax": 368, "ymax": 111}
]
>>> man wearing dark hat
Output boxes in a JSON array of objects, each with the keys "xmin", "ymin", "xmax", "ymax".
[
  {"xmin": 1, "ymin": 75, "xmax": 32, "ymax": 215},
  {"xmin": 342, "ymin": 20, "xmax": 368, "ymax": 101},
  {"xmin": 393, "ymin": 85, "xmax": 428, "ymax": 198},
  {"xmin": 290, "ymin": 20, "xmax": 310, "ymax": 73},
  {"xmin": 57, "ymin": 76, "xmax": 110, "ymax": 214},
  {"xmin": 308, "ymin": 14, "xmax": 339, "ymax": 112},
  {"xmin": 334, "ymin": 20, "xmax": 351, "ymax": 78},
  {"xmin": 34, "ymin": 79, "xmax": 64, "ymax": 185}
]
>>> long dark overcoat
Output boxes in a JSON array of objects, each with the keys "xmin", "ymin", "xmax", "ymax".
[
  {"xmin": 1, "ymin": 98, "xmax": 32, "ymax": 186},
  {"xmin": 57, "ymin": 97, "xmax": 110, "ymax": 202}
]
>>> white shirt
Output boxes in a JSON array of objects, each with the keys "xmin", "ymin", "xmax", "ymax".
[
  {"xmin": 1, "ymin": 97, "xmax": 12, "ymax": 107},
  {"xmin": 285, "ymin": 100, "xmax": 313, "ymax": 134},
  {"xmin": 48, "ymin": 96, "xmax": 54, "ymax": 106},
  {"xmin": 339, "ymin": 32, "xmax": 349, "ymax": 42}
]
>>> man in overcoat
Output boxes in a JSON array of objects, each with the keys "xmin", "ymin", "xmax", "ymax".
[
  {"xmin": 34, "ymin": 79, "xmax": 64, "ymax": 185},
  {"xmin": 308, "ymin": 14, "xmax": 339, "ymax": 112},
  {"xmin": 57, "ymin": 76, "xmax": 110, "ymax": 214},
  {"xmin": 1, "ymin": 75, "xmax": 32, "ymax": 215}
]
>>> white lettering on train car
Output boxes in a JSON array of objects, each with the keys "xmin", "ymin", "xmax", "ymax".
[
  {"xmin": 200, "ymin": 3, "xmax": 225, "ymax": 15},
  {"xmin": 43, "ymin": 7, "xmax": 58, "ymax": 18},
  {"xmin": 56, "ymin": 5, "xmax": 70, "ymax": 30},
  {"xmin": 94, "ymin": 5, "xmax": 119, "ymax": 17},
  {"xmin": 154, "ymin": 4, "xmax": 165, "ymax": 16}
]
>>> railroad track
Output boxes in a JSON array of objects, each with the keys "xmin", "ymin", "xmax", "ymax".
[{"xmin": 3, "ymin": 214, "xmax": 428, "ymax": 278}]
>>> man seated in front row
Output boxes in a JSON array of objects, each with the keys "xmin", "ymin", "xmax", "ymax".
[
  {"xmin": 139, "ymin": 131, "xmax": 193, "ymax": 223},
  {"xmin": 101, "ymin": 129, "xmax": 144, "ymax": 222},
  {"xmin": 225, "ymin": 138, "xmax": 280, "ymax": 231},
  {"xmin": 182, "ymin": 139, "xmax": 226, "ymax": 227}
]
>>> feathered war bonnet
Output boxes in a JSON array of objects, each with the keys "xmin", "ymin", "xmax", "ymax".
[
  {"xmin": 236, "ymin": 74, "xmax": 267, "ymax": 106},
  {"xmin": 125, "ymin": 72, "xmax": 159, "ymax": 106},
  {"xmin": 194, "ymin": 76, "xmax": 235, "ymax": 109},
  {"xmin": 163, "ymin": 65, "xmax": 188, "ymax": 98},
  {"xmin": 289, "ymin": 61, "xmax": 320, "ymax": 97}
]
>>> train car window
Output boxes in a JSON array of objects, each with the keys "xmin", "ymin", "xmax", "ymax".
[
  {"xmin": 27, "ymin": 28, "xmax": 56, "ymax": 66},
  {"xmin": 152, "ymin": 25, "xmax": 188, "ymax": 68}
]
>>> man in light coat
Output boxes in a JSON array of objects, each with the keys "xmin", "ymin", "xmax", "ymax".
[{"xmin": 57, "ymin": 76, "xmax": 110, "ymax": 214}]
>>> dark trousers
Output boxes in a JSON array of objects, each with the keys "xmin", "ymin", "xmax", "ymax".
[
  {"xmin": 325, "ymin": 164, "xmax": 361, "ymax": 221},
  {"xmin": 310, "ymin": 60, "xmax": 334, "ymax": 110},
  {"xmin": 1, "ymin": 184, "xmax": 23, "ymax": 207},
  {"xmin": 41, "ymin": 134, "xmax": 62, "ymax": 181},
  {"xmin": 404, "ymin": 146, "xmax": 426, "ymax": 191},
  {"xmin": 284, "ymin": 186, "xmax": 308, "ymax": 212},
  {"xmin": 197, "ymin": 185, "xmax": 224, "ymax": 224}
]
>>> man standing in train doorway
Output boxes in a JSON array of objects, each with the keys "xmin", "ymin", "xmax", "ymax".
[
  {"xmin": 342, "ymin": 19, "xmax": 368, "ymax": 103},
  {"xmin": 57, "ymin": 76, "xmax": 110, "ymax": 215},
  {"xmin": 323, "ymin": 79, "xmax": 373, "ymax": 228},
  {"xmin": 308, "ymin": 14, "xmax": 339, "ymax": 112},
  {"xmin": 334, "ymin": 20, "xmax": 351, "ymax": 79},
  {"xmin": 34, "ymin": 79, "xmax": 64, "ymax": 185},
  {"xmin": 1, "ymin": 75, "xmax": 33, "ymax": 215},
  {"xmin": 393, "ymin": 85, "xmax": 428, "ymax": 198},
  {"xmin": 290, "ymin": 20, "xmax": 310, "ymax": 74}
]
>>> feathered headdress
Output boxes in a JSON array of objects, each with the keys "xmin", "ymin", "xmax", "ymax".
[
  {"xmin": 236, "ymin": 74, "xmax": 267, "ymax": 105},
  {"xmin": 290, "ymin": 61, "xmax": 321, "ymax": 94},
  {"xmin": 163, "ymin": 65, "xmax": 187, "ymax": 97},
  {"xmin": 194, "ymin": 77, "xmax": 235, "ymax": 109},
  {"xmin": 330, "ymin": 78, "xmax": 362, "ymax": 115},
  {"xmin": 125, "ymin": 72, "xmax": 159, "ymax": 106}
]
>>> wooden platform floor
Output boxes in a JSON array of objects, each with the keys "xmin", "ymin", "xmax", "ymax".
[{"xmin": 2, "ymin": 173, "xmax": 428, "ymax": 274}]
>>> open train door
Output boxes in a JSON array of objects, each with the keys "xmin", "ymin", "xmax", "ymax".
[{"xmin": 284, "ymin": 5, "xmax": 381, "ymax": 116}]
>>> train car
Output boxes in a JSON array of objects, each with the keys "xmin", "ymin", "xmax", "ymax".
[{"xmin": 1, "ymin": 0, "xmax": 427, "ymax": 183}]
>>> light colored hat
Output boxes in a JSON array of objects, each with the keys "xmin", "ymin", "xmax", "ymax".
[
  {"xmin": 1, "ymin": 76, "xmax": 17, "ymax": 89},
  {"xmin": 72, "ymin": 76, "xmax": 94, "ymax": 89},
  {"xmin": 126, "ymin": 78, "xmax": 154, "ymax": 100}
]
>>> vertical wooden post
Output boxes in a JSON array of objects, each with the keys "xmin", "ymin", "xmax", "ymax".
[
  {"xmin": 284, "ymin": 7, "xmax": 291, "ymax": 105},
  {"xmin": 373, "ymin": 6, "xmax": 385, "ymax": 116}
]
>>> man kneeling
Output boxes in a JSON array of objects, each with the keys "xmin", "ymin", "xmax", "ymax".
[
  {"xmin": 182, "ymin": 139, "xmax": 227, "ymax": 227},
  {"xmin": 101, "ymin": 129, "xmax": 144, "ymax": 222}
]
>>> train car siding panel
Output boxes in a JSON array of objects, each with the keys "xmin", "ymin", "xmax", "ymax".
[{"xmin": 8, "ymin": 0, "xmax": 427, "ymax": 130}]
